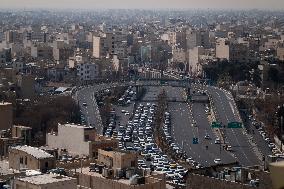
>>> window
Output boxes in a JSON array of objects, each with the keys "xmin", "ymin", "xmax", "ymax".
[
  {"xmin": 85, "ymin": 135, "xmax": 89, "ymax": 141},
  {"xmin": 25, "ymin": 157, "xmax": 27, "ymax": 165},
  {"xmin": 45, "ymin": 162, "xmax": 48, "ymax": 168},
  {"xmin": 20, "ymin": 157, "xmax": 23, "ymax": 164}
]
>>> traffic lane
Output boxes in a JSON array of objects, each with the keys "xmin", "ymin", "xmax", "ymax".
[
  {"xmin": 170, "ymin": 102, "xmax": 218, "ymax": 166},
  {"xmin": 192, "ymin": 102, "xmax": 237, "ymax": 165},
  {"xmin": 202, "ymin": 86, "xmax": 261, "ymax": 166},
  {"xmin": 77, "ymin": 87, "xmax": 103, "ymax": 133},
  {"xmin": 224, "ymin": 126, "xmax": 261, "ymax": 166}
]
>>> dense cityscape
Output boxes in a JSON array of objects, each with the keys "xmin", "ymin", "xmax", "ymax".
[{"xmin": 0, "ymin": 5, "xmax": 284, "ymax": 189}]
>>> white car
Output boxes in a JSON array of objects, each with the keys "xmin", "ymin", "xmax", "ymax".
[
  {"xmin": 214, "ymin": 158, "xmax": 221, "ymax": 164},
  {"xmin": 214, "ymin": 138, "xmax": 221, "ymax": 144}
]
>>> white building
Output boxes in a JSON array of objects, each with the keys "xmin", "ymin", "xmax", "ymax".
[{"xmin": 188, "ymin": 46, "xmax": 205, "ymax": 76}]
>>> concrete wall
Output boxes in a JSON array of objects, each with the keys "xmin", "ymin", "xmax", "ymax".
[{"xmin": 0, "ymin": 102, "xmax": 12, "ymax": 130}]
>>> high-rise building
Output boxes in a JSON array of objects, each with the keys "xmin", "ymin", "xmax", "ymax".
[
  {"xmin": 186, "ymin": 29, "xmax": 209, "ymax": 50},
  {"xmin": 216, "ymin": 38, "xmax": 249, "ymax": 63}
]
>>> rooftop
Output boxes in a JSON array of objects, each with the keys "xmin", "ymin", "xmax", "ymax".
[
  {"xmin": 11, "ymin": 145, "xmax": 54, "ymax": 159},
  {"xmin": 59, "ymin": 123, "xmax": 95, "ymax": 129},
  {"xmin": 17, "ymin": 173, "xmax": 76, "ymax": 185}
]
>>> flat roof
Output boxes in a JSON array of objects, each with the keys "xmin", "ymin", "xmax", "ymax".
[
  {"xmin": 59, "ymin": 123, "xmax": 95, "ymax": 129},
  {"xmin": 17, "ymin": 174, "xmax": 76, "ymax": 185},
  {"xmin": 11, "ymin": 146, "xmax": 54, "ymax": 159}
]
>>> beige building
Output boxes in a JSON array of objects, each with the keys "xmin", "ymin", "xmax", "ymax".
[
  {"xmin": 46, "ymin": 123, "xmax": 117, "ymax": 158},
  {"xmin": 0, "ymin": 102, "xmax": 13, "ymax": 130},
  {"xmin": 188, "ymin": 46, "xmax": 205, "ymax": 75},
  {"xmin": 216, "ymin": 38, "xmax": 249, "ymax": 63},
  {"xmin": 9, "ymin": 145, "xmax": 55, "ymax": 172},
  {"xmin": 13, "ymin": 173, "xmax": 77, "ymax": 189}
]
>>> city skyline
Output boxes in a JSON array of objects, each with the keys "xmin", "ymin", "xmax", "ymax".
[{"xmin": 1, "ymin": 0, "xmax": 284, "ymax": 10}]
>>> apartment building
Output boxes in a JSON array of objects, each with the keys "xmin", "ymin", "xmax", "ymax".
[
  {"xmin": 76, "ymin": 61, "xmax": 99, "ymax": 81},
  {"xmin": 216, "ymin": 38, "xmax": 249, "ymax": 63},
  {"xmin": 30, "ymin": 43, "xmax": 53, "ymax": 59},
  {"xmin": 186, "ymin": 28, "xmax": 210, "ymax": 50}
]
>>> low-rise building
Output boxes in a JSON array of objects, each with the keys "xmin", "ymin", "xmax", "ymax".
[
  {"xmin": 9, "ymin": 145, "xmax": 55, "ymax": 172},
  {"xmin": 13, "ymin": 173, "xmax": 77, "ymax": 189},
  {"xmin": 97, "ymin": 149, "xmax": 138, "ymax": 174}
]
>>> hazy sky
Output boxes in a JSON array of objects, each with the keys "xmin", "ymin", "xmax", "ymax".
[{"xmin": 1, "ymin": 0, "xmax": 284, "ymax": 10}]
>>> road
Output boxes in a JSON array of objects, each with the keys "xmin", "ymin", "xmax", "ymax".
[
  {"xmin": 203, "ymin": 85, "xmax": 261, "ymax": 166},
  {"xmin": 163, "ymin": 86, "xmax": 236, "ymax": 166},
  {"xmin": 76, "ymin": 80, "xmax": 262, "ymax": 166}
]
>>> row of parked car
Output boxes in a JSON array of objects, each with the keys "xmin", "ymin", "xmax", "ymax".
[
  {"xmin": 250, "ymin": 115, "xmax": 284, "ymax": 158},
  {"xmin": 161, "ymin": 111, "xmax": 205, "ymax": 169}
]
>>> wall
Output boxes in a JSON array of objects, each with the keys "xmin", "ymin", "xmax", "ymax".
[
  {"xmin": 78, "ymin": 173, "xmax": 165, "ymax": 189},
  {"xmin": 46, "ymin": 125, "xmax": 91, "ymax": 157}
]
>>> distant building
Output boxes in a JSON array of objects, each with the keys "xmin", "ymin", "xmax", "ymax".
[
  {"xmin": 13, "ymin": 173, "xmax": 77, "ymax": 189},
  {"xmin": 9, "ymin": 145, "xmax": 55, "ymax": 172},
  {"xmin": 216, "ymin": 38, "xmax": 249, "ymax": 63},
  {"xmin": 0, "ymin": 48, "xmax": 12, "ymax": 65},
  {"xmin": 46, "ymin": 123, "xmax": 118, "ymax": 158},
  {"xmin": 188, "ymin": 46, "xmax": 205, "ymax": 75},
  {"xmin": 77, "ymin": 61, "xmax": 99, "ymax": 81},
  {"xmin": 16, "ymin": 74, "xmax": 35, "ymax": 99},
  {"xmin": 0, "ymin": 102, "xmax": 13, "ymax": 131},
  {"xmin": 12, "ymin": 125, "xmax": 32, "ymax": 145},
  {"xmin": 186, "ymin": 29, "xmax": 210, "ymax": 50},
  {"xmin": 53, "ymin": 40, "xmax": 74, "ymax": 61},
  {"xmin": 31, "ymin": 43, "xmax": 53, "ymax": 59},
  {"xmin": 277, "ymin": 47, "xmax": 284, "ymax": 61}
]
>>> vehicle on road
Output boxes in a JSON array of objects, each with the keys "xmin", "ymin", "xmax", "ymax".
[{"xmin": 214, "ymin": 158, "xmax": 221, "ymax": 164}]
